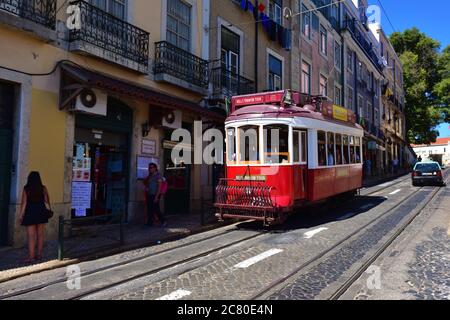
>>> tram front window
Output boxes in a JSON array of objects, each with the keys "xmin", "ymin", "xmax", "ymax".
[
  {"xmin": 238, "ymin": 125, "xmax": 260, "ymax": 164},
  {"xmin": 264, "ymin": 125, "xmax": 290, "ymax": 164}
]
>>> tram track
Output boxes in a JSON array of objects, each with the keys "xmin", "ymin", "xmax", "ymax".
[
  {"xmin": 0, "ymin": 173, "xmax": 417, "ymax": 300},
  {"xmin": 0, "ymin": 227, "xmax": 268, "ymax": 300},
  {"xmin": 250, "ymin": 171, "xmax": 449, "ymax": 300}
]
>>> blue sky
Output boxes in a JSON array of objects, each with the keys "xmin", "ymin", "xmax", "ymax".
[{"xmin": 368, "ymin": 0, "xmax": 450, "ymax": 137}]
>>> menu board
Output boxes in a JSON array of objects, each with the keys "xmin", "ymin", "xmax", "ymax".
[
  {"xmin": 72, "ymin": 182, "xmax": 92, "ymax": 217},
  {"xmin": 73, "ymin": 157, "xmax": 91, "ymax": 182}
]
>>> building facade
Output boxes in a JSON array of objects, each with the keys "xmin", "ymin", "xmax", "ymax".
[
  {"xmin": 413, "ymin": 138, "xmax": 450, "ymax": 166},
  {"xmin": 0, "ymin": 0, "xmax": 223, "ymax": 247}
]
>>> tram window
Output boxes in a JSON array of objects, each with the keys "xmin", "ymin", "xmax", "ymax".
[
  {"xmin": 238, "ymin": 125, "xmax": 260, "ymax": 164},
  {"xmin": 349, "ymin": 136, "xmax": 356, "ymax": 164},
  {"xmin": 335, "ymin": 134, "xmax": 343, "ymax": 165},
  {"xmin": 264, "ymin": 124, "xmax": 290, "ymax": 164},
  {"xmin": 293, "ymin": 131, "xmax": 300, "ymax": 163},
  {"xmin": 227, "ymin": 128, "xmax": 236, "ymax": 163},
  {"xmin": 317, "ymin": 131, "xmax": 327, "ymax": 167},
  {"xmin": 343, "ymin": 135, "xmax": 350, "ymax": 164},
  {"xmin": 355, "ymin": 137, "xmax": 361, "ymax": 163},
  {"xmin": 301, "ymin": 131, "xmax": 307, "ymax": 163},
  {"xmin": 327, "ymin": 132, "xmax": 335, "ymax": 166}
]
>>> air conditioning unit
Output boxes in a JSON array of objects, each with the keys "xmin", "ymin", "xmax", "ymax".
[
  {"xmin": 162, "ymin": 110, "xmax": 182, "ymax": 129},
  {"xmin": 71, "ymin": 88, "xmax": 107, "ymax": 116}
]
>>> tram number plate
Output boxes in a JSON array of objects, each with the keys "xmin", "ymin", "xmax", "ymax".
[{"xmin": 236, "ymin": 175, "xmax": 267, "ymax": 182}]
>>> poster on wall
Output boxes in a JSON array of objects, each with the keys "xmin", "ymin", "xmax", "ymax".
[
  {"xmin": 142, "ymin": 139, "xmax": 156, "ymax": 156},
  {"xmin": 71, "ymin": 182, "xmax": 92, "ymax": 217},
  {"xmin": 137, "ymin": 156, "xmax": 160, "ymax": 180},
  {"xmin": 73, "ymin": 157, "xmax": 91, "ymax": 182}
]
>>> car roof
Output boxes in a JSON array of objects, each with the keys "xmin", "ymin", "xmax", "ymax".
[{"xmin": 414, "ymin": 162, "xmax": 441, "ymax": 167}]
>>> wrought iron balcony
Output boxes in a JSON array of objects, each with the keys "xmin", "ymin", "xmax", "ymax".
[
  {"xmin": 0, "ymin": 0, "xmax": 56, "ymax": 29},
  {"xmin": 210, "ymin": 67, "xmax": 255, "ymax": 99},
  {"xmin": 154, "ymin": 41, "xmax": 209, "ymax": 91},
  {"xmin": 68, "ymin": 0, "xmax": 149, "ymax": 73},
  {"xmin": 342, "ymin": 19, "xmax": 384, "ymax": 73}
]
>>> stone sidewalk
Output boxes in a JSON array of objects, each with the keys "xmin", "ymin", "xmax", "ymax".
[{"xmin": 0, "ymin": 213, "xmax": 228, "ymax": 283}]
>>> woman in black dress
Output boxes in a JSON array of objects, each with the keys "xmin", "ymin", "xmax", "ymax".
[{"xmin": 19, "ymin": 172, "xmax": 51, "ymax": 263}]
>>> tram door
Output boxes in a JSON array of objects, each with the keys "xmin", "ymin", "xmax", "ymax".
[{"xmin": 293, "ymin": 129, "xmax": 308, "ymax": 200}]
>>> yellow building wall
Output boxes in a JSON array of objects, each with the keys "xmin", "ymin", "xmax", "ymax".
[{"xmin": 28, "ymin": 89, "xmax": 66, "ymax": 204}]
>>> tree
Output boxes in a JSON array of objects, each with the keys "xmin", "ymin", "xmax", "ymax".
[{"xmin": 389, "ymin": 28, "xmax": 449, "ymax": 144}]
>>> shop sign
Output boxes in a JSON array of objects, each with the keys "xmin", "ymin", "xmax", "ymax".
[
  {"xmin": 333, "ymin": 105, "xmax": 349, "ymax": 122},
  {"xmin": 368, "ymin": 141, "xmax": 377, "ymax": 150},
  {"xmin": 137, "ymin": 155, "xmax": 160, "ymax": 180},
  {"xmin": 142, "ymin": 139, "xmax": 156, "ymax": 156}
]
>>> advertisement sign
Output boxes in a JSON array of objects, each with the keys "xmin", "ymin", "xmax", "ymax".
[
  {"xmin": 333, "ymin": 105, "xmax": 349, "ymax": 122},
  {"xmin": 142, "ymin": 139, "xmax": 156, "ymax": 155},
  {"xmin": 137, "ymin": 156, "xmax": 160, "ymax": 180},
  {"xmin": 71, "ymin": 182, "xmax": 92, "ymax": 217}
]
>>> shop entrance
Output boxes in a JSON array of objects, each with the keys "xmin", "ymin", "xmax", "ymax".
[
  {"xmin": 0, "ymin": 81, "xmax": 14, "ymax": 246},
  {"xmin": 72, "ymin": 98, "xmax": 132, "ymax": 220}
]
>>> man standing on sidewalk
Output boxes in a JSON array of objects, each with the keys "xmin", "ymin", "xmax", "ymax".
[{"xmin": 143, "ymin": 163, "xmax": 167, "ymax": 227}]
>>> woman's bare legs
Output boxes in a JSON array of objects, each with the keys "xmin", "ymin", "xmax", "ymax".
[
  {"xmin": 26, "ymin": 226, "xmax": 37, "ymax": 261},
  {"xmin": 36, "ymin": 224, "xmax": 45, "ymax": 259}
]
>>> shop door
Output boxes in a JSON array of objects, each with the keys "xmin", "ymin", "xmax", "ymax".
[
  {"xmin": 0, "ymin": 82, "xmax": 14, "ymax": 245},
  {"xmin": 163, "ymin": 148, "xmax": 191, "ymax": 215},
  {"xmin": 73, "ymin": 129, "xmax": 129, "ymax": 219}
]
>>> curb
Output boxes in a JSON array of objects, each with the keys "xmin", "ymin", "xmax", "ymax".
[{"xmin": 0, "ymin": 220, "xmax": 234, "ymax": 284}]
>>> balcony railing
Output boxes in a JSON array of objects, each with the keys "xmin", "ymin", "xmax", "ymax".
[
  {"xmin": 210, "ymin": 67, "xmax": 255, "ymax": 99},
  {"xmin": 154, "ymin": 41, "xmax": 209, "ymax": 89},
  {"xmin": 69, "ymin": 0, "xmax": 149, "ymax": 69},
  {"xmin": 0, "ymin": 0, "xmax": 56, "ymax": 29},
  {"xmin": 342, "ymin": 19, "xmax": 384, "ymax": 73}
]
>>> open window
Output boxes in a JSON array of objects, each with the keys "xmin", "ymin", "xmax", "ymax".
[
  {"xmin": 317, "ymin": 131, "xmax": 327, "ymax": 167},
  {"xmin": 264, "ymin": 124, "xmax": 290, "ymax": 164},
  {"xmin": 343, "ymin": 135, "xmax": 350, "ymax": 164},
  {"xmin": 335, "ymin": 134, "xmax": 343, "ymax": 165},
  {"xmin": 238, "ymin": 125, "xmax": 260, "ymax": 164},
  {"xmin": 327, "ymin": 132, "xmax": 335, "ymax": 166}
]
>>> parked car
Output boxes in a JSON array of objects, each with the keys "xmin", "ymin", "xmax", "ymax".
[{"xmin": 412, "ymin": 162, "xmax": 444, "ymax": 186}]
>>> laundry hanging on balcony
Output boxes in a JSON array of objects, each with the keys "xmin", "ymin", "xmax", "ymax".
[{"xmin": 237, "ymin": 0, "xmax": 292, "ymax": 51}]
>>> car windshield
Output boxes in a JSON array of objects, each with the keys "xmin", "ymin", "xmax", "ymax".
[{"xmin": 415, "ymin": 163, "xmax": 441, "ymax": 172}]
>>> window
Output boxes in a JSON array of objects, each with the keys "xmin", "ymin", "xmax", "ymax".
[
  {"xmin": 349, "ymin": 136, "xmax": 356, "ymax": 164},
  {"xmin": 355, "ymin": 137, "xmax": 361, "ymax": 163},
  {"xmin": 357, "ymin": 61, "xmax": 362, "ymax": 80},
  {"xmin": 264, "ymin": 125, "xmax": 290, "ymax": 164},
  {"xmin": 320, "ymin": 25, "xmax": 327, "ymax": 55},
  {"xmin": 301, "ymin": 4, "xmax": 311, "ymax": 39},
  {"xmin": 381, "ymin": 41, "xmax": 384, "ymax": 57},
  {"xmin": 347, "ymin": 87, "xmax": 354, "ymax": 111},
  {"xmin": 293, "ymin": 130, "xmax": 300, "ymax": 163},
  {"xmin": 374, "ymin": 79, "xmax": 379, "ymax": 97},
  {"xmin": 238, "ymin": 125, "xmax": 260, "ymax": 164},
  {"xmin": 167, "ymin": 0, "xmax": 192, "ymax": 52},
  {"xmin": 335, "ymin": 86, "xmax": 341, "ymax": 105},
  {"xmin": 318, "ymin": 131, "xmax": 327, "ymax": 167},
  {"xmin": 347, "ymin": 49, "xmax": 353, "ymax": 72},
  {"xmin": 367, "ymin": 102, "xmax": 372, "ymax": 122},
  {"xmin": 227, "ymin": 128, "xmax": 236, "ymax": 163},
  {"xmin": 358, "ymin": 96, "xmax": 364, "ymax": 118},
  {"xmin": 343, "ymin": 135, "xmax": 350, "ymax": 164},
  {"xmin": 301, "ymin": 131, "xmax": 307, "ymax": 163},
  {"xmin": 268, "ymin": 54, "xmax": 282, "ymax": 91},
  {"xmin": 335, "ymin": 134, "xmax": 343, "ymax": 165},
  {"xmin": 335, "ymin": 42, "xmax": 342, "ymax": 70},
  {"xmin": 269, "ymin": 0, "xmax": 282, "ymax": 25},
  {"xmin": 320, "ymin": 74, "xmax": 327, "ymax": 97},
  {"xmin": 89, "ymin": 0, "xmax": 127, "ymax": 19},
  {"xmin": 327, "ymin": 132, "xmax": 335, "ymax": 166},
  {"xmin": 301, "ymin": 61, "xmax": 311, "ymax": 94}
]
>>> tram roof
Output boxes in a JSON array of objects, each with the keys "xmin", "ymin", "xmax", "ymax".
[{"xmin": 226, "ymin": 104, "xmax": 363, "ymax": 130}]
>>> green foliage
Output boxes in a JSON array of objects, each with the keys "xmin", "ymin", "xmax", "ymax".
[{"xmin": 389, "ymin": 29, "xmax": 449, "ymax": 144}]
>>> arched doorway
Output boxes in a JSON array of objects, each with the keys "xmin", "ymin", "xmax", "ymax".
[{"xmin": 72, "ymin": 97, "xmax": 133, "ymax": 220}]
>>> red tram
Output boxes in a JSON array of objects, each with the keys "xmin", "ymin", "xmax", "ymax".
[{"xmin": 214, "ymin": 90, "xmax": 364, "ymax": 225}]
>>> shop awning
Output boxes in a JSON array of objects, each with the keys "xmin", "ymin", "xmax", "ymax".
[{"xmin": 59, "ymin": 62, "xmax": 225, "ymax": 122}]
